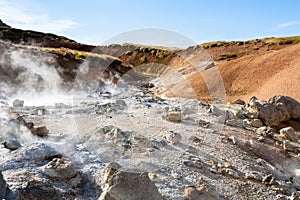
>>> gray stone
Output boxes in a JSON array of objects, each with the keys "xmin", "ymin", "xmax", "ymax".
[
  {"xmin": 115, "ymin": 100, "xmax": 127, "ymax": 107},
  {"xmin": 245, "ymin": 171, "xmax": 265, "ymax": 182},
  {"xmin": 226, "ymin": 119, "xmax": 243, "ymax": 127},
  {"xmin": 210, "ymin": 105, "xmax": 226, "ymax": 117},
  {"xmin": 224, "ymin": 168, "xmax": 240, "ymax": 179},
  {"xmin": 197, "ymin": 119, "xmax": 210, "ymax": 128},
  {"xmin": 99, "ymin": 165, "xmax": 162, "ymax": 200},
  {"xmin": 247, "ymin": 97, "xmax": 285, "ymax": 126},
  {"xmin": 3, "ymin": 170, "xmax": 79, "ymax": 200},
  {"xmin": 247, "ymin": 95, "xmax": 300, "ymax": 127},
  {"xmin": 2, "ymin": 139, "xmax": 21, "ymax": 150},
  {"xmin": 164, "ymin": 131, "xmax": 182, "ymax": 144},
  {"xmin": 269, "ymin": 95, "xmax": 300, "ymax": 119},
  {"xmin": 41, "ymin": 158, "xmax": 78, "ymax": 181},
  {"xmin": 183, "ymin": 158, "xmax": 203, "ymax": 169},
  {"xmin": 280, "ymin": 127, "xmax": 298, "ymax": 142},
  {"xmin": 256, "ymin": 158, "xmax": 289, "ymax": 181},
  {"xmin": 12, "ymin": 99, "xmax": 24, "ymax": 107},
  {"xmin": 256, "ymin": 126, "xmax": 277, "ymax": 137},
  {"xmin": 0, "ymin": 143, "xmax": 61, "ymax": 171}
]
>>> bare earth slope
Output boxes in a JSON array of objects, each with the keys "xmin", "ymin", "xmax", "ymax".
[
  {"xmin": 218, "ymin": 43, "xmax": 300, "ymax": 102},
  {"xmin": 181, "ymin": 43, "xmax": 300, "ymax": 103}
]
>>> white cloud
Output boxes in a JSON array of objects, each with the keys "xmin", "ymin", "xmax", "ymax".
[
  {"xmin": 0, "ymin": 0, "xmax": 78, "ymax": 34},
  {"xmin": 276, "ymin": 21, "xmax": 300, "ymax": 29}
]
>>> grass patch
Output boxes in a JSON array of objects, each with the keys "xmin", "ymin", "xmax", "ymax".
[
  {"xmin": 74, "ymin": 53, "xmax": 86, "ymax": 60},
  {"xmin": 140, "ymin": 56, "xmax": 147, "ymax": 63},
  {"xmin": 218, "ymin": 53, "xmax": 237, "ymax": 60},
  {"xmin": 202, "ymin": 41, "xmax": 226, "ymax": 49},
  {"xmin": 262, "ymin": 36, "xmax": 300, "ymax": 45}
]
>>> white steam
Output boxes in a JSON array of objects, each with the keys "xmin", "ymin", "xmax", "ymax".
[{"xmin": 0, "ymin": 43, "xmax": 79, "ymax": 106}]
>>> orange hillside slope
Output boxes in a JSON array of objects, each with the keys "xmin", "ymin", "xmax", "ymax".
[{"xmin": 186, "ymin": 43, "xmax": 300, "ymax": 102}]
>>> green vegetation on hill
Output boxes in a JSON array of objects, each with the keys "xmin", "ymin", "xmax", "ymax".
[
  {"xmin": 202, "ymin": 36, "xmax": 300, "ymax": 49},
  {"xmin": 0, "ymin": 27, "xmax": 75, "ymax": 43},
  {"xmin": 263, "ymin": 36, "xmax": 300, "ymax": 45},
  {"xmin": 0, "ymin": 27, "xmax": 95, "ymax": 52}
]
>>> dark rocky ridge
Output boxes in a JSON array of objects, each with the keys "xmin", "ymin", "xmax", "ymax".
[{"xmin": 0, "ymin": 19, "xmax": 10, "ymax": 27}]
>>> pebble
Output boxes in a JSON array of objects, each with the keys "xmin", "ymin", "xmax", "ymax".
[
  {"xmin": 245, "ymin": 171, "xmax": 264, "ymax": 182},
  {"xmin": 224, "ymin": 168, "xmax": 240, "ymax": 179},
  {"xmin": 164, "ymin": 131, "xmax": 182, "ymax": 144},
  {"xmin": 183, "ymin": 159, "xmax": 203, "ymax": 169},
  {"xmin": 197, "ymin": 119, "xmax": 210, "ymax": 128},
  {"xmin": 228, "ymin": 136, "xmax": 237, "ymax": 144}
]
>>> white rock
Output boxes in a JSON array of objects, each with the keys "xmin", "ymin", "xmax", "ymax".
[
  {"xmin": 164, "ymin": 131, "xmax": 182, "ymax": 144},
  {"xmin": 280, "ymin": 127, "xmax": 298, "ymax": 142},
  {"xmin": 224, "ymin": 168, "xmax": 240, "ymax": 179}
]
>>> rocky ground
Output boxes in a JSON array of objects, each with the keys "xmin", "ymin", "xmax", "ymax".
[{"xmin": 1, "ymin": 81, "xmax": 300, "ymax": 200}]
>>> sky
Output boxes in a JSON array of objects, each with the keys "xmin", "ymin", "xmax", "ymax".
[{"xmin": 0, "ymin": 0, "xmax": 299, "ymax": 47}]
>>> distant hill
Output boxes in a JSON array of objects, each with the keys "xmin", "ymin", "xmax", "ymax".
[
  {"xmin": 0, "ymin": 19, "xmax": 94, "ymax": 51},
  {"xmin": 202, "ymin": 36, "xmax": 300, "ymax": 62},
  {"xmin": 0, "ymin": 20, "xmax": 299, "ymax": 102}
]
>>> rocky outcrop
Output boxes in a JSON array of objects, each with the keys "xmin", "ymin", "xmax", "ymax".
[
  {"xmin": 99, "ymin": 163, "xmax": 162, "ymax": 200},
  {"xmin": 269, "ymin": 95, "xmax": 300, "ymax": 120},
  {"xmin": 246, "ymin": 96, "xmax": 300, "ymax": 127},
  {"xmin": 3, "ymin": 170, "xmax": 80, "ymax": 200},
  {"xmin": 0, "ymin": 143, "xmax": 61, "ymax": 171},
  {"xmin": 12, "ymin": 99, "xmax": 24, "ymax": 107},
  {"xmin": 0, "ymin": 143, "xmax": 84, "ymax": 199}
]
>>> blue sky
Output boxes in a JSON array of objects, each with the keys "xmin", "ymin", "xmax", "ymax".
[{"xmin": 0, "ymin": 0, "xmax": 299, "ymax": 47}]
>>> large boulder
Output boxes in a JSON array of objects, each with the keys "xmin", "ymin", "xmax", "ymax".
[
  {"xmin": 41, "ymin": 158, "xmax": 78, "ymax": 181},
  {"xmin": 0, "ymin": 143, "xmax": 61, "ymax": 171},
  {"xmin": 269, "ymin": 95, "xmax": 300, "ymax": 120},
  {"xmin": 247, "ymin": 96, "xmax": 290, "ymax": 126},
  {"xmin": 3, "ymin": 170, "xmax": 79, "ymax": 200},
  {"xmin": 99, "ymin": 163, "xmax": 162, "ymax": 200}
]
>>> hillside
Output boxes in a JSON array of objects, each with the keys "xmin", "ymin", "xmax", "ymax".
[
  {"xmin": 202, "ymin": 36, "xmax": 300, "ymax": 62},
  {"xmin": 0, "ymin": 20, "xmax": 299, "ymax": 103},
  {"xmin": 180, "ymin": 43, "xmax": 300, "ymax": 102}
]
